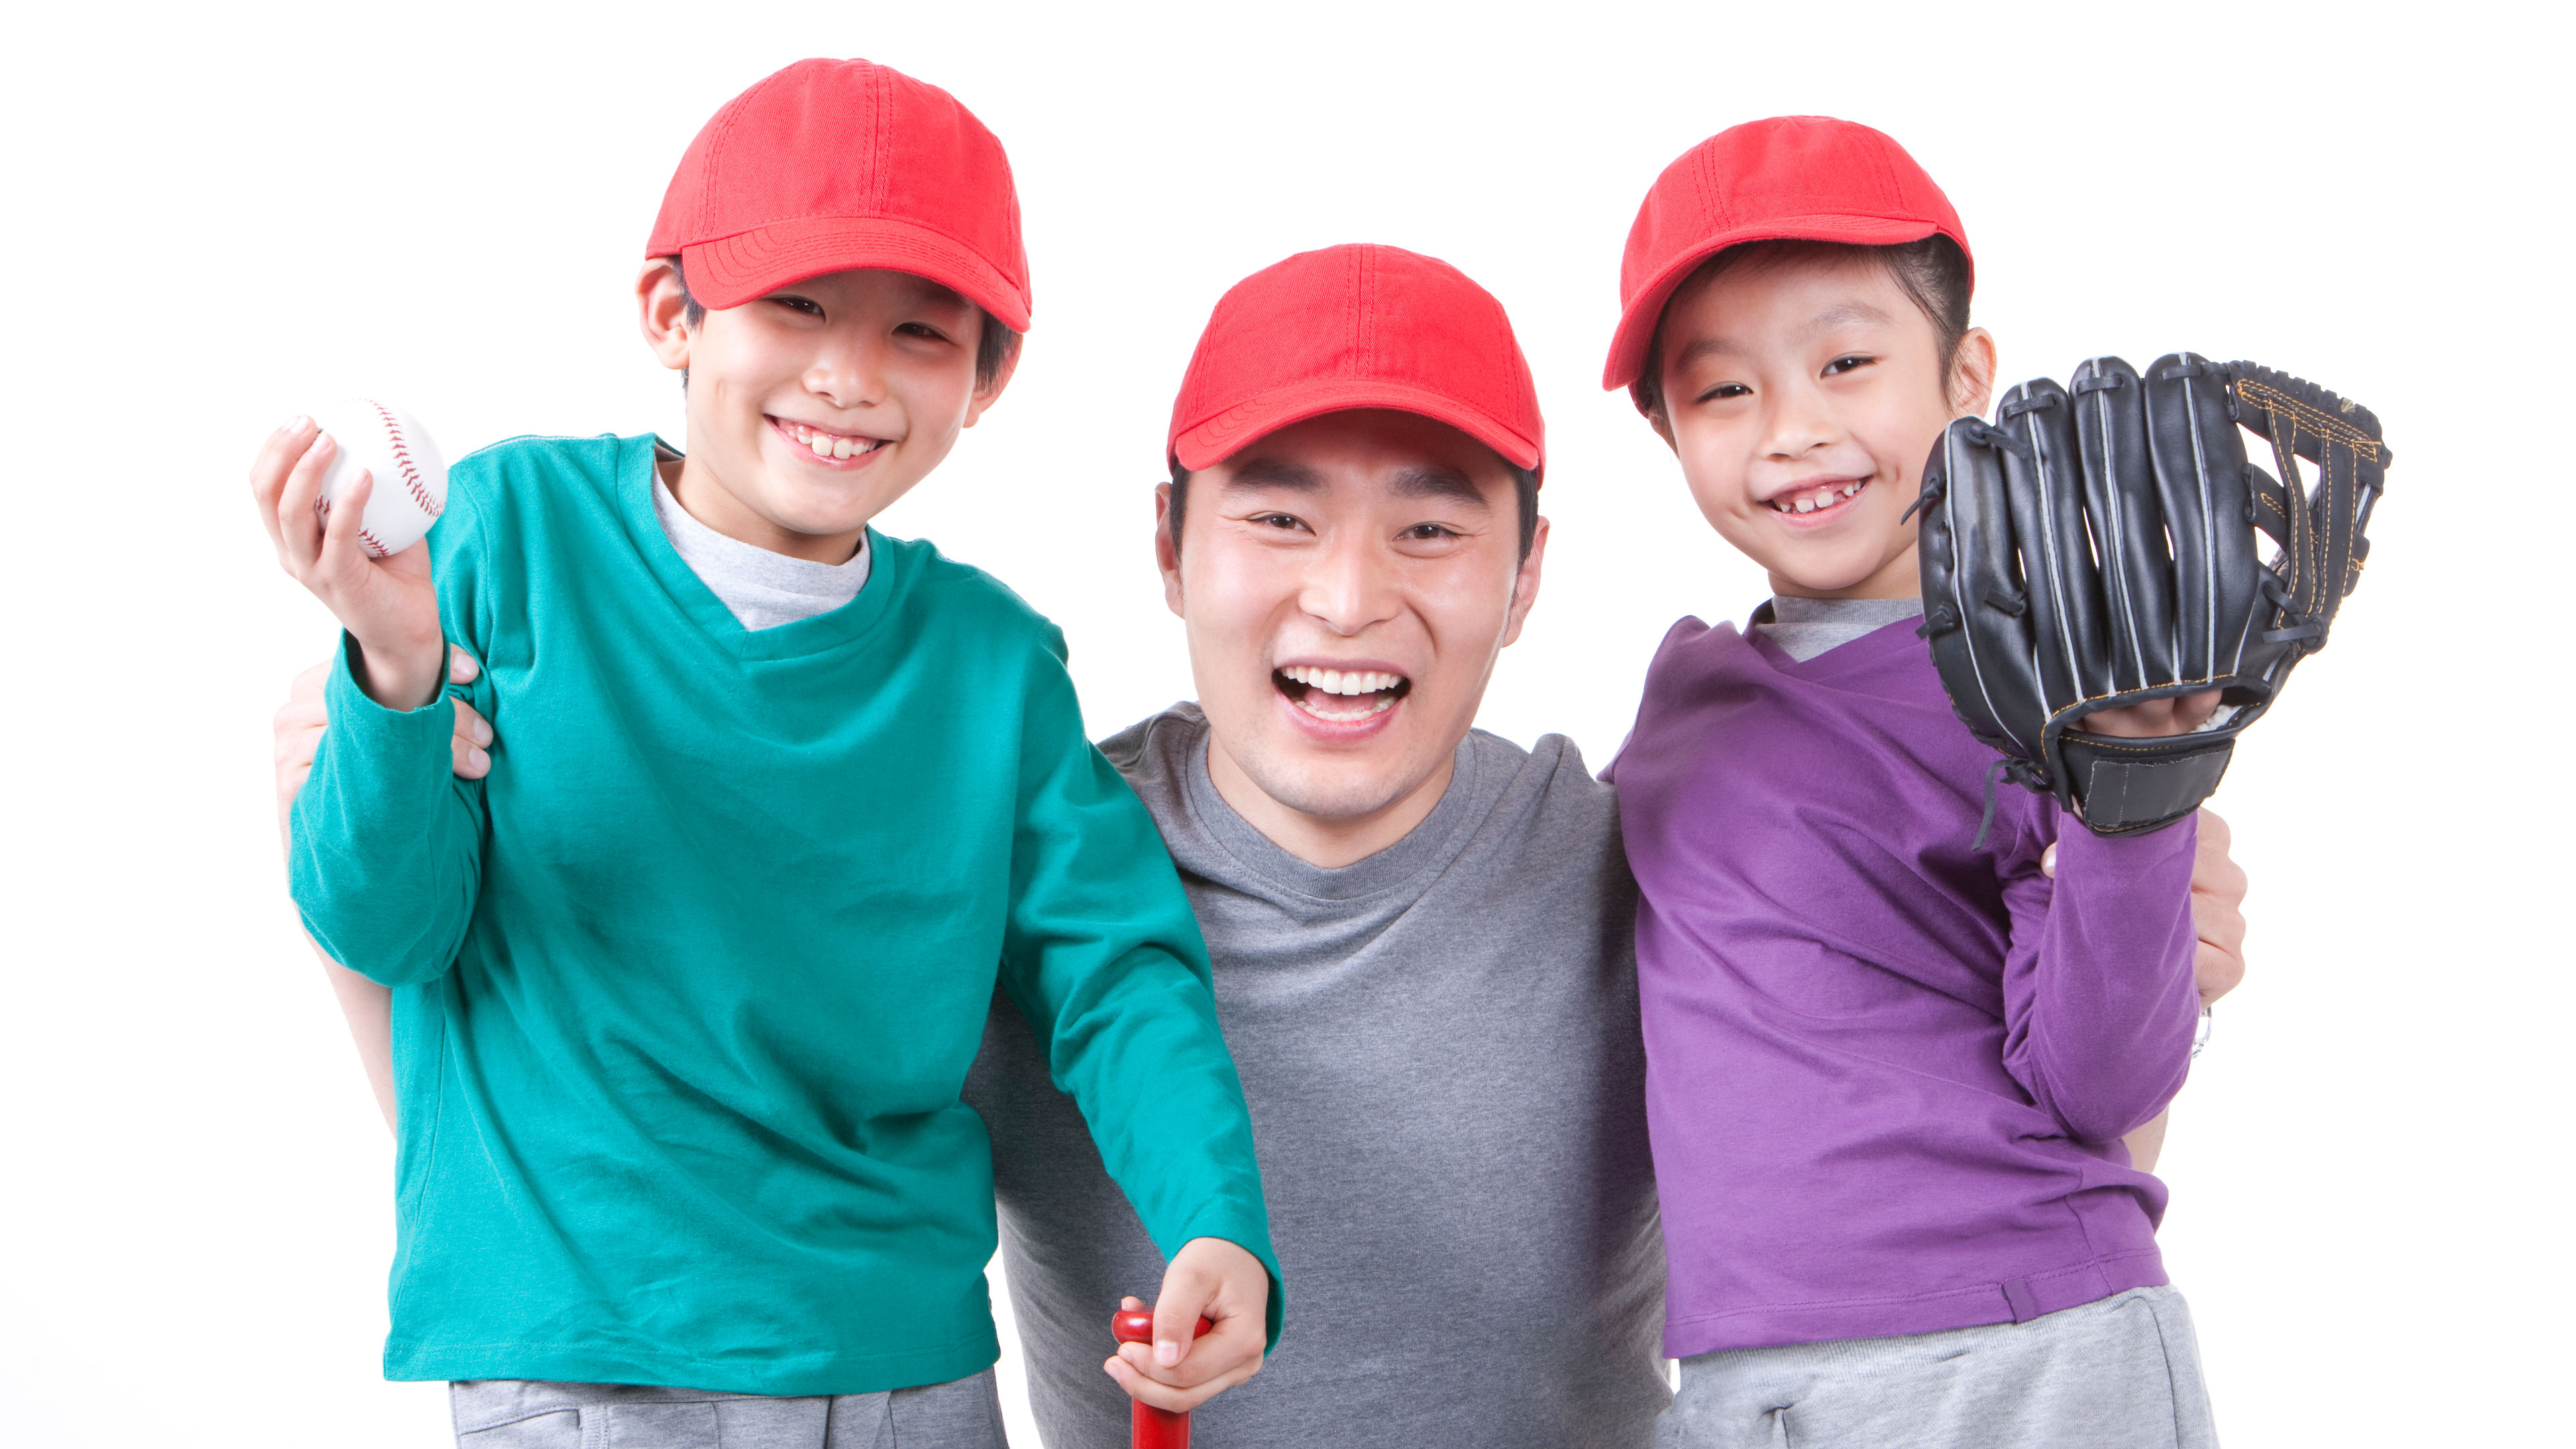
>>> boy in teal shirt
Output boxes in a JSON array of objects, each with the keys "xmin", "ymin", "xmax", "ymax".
[{"xmin": 252, "ymin": 58, "xmax": 1277, "ymax": 1443}]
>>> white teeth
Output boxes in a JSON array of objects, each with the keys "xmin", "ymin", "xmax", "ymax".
[
  {"xmin": 1295, "ymin": 692, "xmax": 1399, "ymax": 722},
  {"xmin": 1772, "ymin": 480, "xmax": 1866, "ymax": 513},
  {"xmin": 783, "ymin": 420, "xmax": 882, "ymax": 458},
  {"xmin": 1281, "ymin": 665, "xmax": 1403, "ymax": 696}
]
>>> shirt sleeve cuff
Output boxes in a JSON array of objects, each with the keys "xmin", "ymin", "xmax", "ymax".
[
  {"xmin": 2056, "ymin": 805, "xmax": 2198, "ymax": 875},
  {"xmin": 323, "ymin": 630, "xmax": 453, "ymax": 733}
]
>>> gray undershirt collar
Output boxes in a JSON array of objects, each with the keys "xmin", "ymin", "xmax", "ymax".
[
  {"xmin": 651, "ymin": 476, "xmax": 869, "ymax": 631},
  {"xmin": 1750, "ymin": 594, "xmax": 1927, "ymax": 662}
]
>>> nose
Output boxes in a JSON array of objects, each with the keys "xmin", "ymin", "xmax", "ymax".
[
  {"xmin": 803, "ymin": 331, "xmax": 889, "ymax": 411},
  {"xmin": 1759, "ymin": 374, "xmax": 1841, "ymax": 461},
  {"xmin": 1297, "ymin": 528, "xmax": 1403, "ymax": 637}
]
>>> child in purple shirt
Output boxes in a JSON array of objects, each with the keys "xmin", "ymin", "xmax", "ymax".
[{"xmin": 1603, "ymin": 119, "xmax": 2224, "ymax": 1447}]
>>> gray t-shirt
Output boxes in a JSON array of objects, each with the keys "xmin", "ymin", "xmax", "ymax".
[
  {"xmin": 1748, "ymin": 594, "xmax": 1925, "ymax": 661},
  {"xmin": 965, "ymin": 704, "xmax": 1668, "ymax": 1449},
  {"xmin": 651, "ymin": 471, "xmax": 869, "ymax": 630}
]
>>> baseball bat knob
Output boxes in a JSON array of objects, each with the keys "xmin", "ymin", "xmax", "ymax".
[{"xmin": 1110, "ymin": 1309, "xmax": 1216, "ymax": 1449}]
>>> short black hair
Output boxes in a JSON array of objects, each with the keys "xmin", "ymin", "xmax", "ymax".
[
  {"xmin": 668, "ymin": 258, "xmax": 1022, "ymax": 388},
  {"xmin": 1166, "ymin": 460, "xmax": 1542, "ymax": 563},
  {"xmin": 1630, "ymin": 233, "xmax": 1972, "ymax": 417}
]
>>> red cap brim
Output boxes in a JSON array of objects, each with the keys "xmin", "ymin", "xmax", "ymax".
[
  {"xmin": 1171, "ymin": 377, "xmax": 1544, "ymax": 476},
  {"xmin": 1601, "ymin": 213, "xmax": 1947, "ymax": 392},
  {"xmin": 679, "ymin": 214, "xmax": 1032, "ymax": 331}
]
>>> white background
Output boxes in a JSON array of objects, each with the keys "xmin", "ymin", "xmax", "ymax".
[{"xmin": 2, "ymin": 2, "xmax": 2563, "ymax": 1444}]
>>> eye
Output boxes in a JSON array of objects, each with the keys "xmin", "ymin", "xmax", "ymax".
[
  {"xmin": 768, "ymin": 295, "xmax": 824, "ymax": 317},
  {"xmin": 1400, "ymin": 523, "xmax": 1459, "ymax": 541},
  {"xmin": 1255, "ymin": 513, "xmax": 1305, "ymax": 531},
  {"xmin": 1823, "ymin": 354, "xmax": 1874, "ymax": 376},
  {"xmin": 896, "ymin": 321, "xmax": 950, "ymax": 341},
  {"xmin": 1694, "ymin": 382, "xmax": 1752, "ymax": 404}
]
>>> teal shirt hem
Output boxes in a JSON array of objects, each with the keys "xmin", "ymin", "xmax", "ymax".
[{"xmin": 386, "ymin": 1326, "xmax": 1003, "ymax": 1398}]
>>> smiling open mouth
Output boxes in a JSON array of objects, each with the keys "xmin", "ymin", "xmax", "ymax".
[
  {"xmin": 1767, "ymin": 477, "xmax": 1868, "ymax": 515},
  {"xmin": 771, "ymin": 415, "xmax": 889, "ymax": 461},
  {"xmin": 1275, "ymin": 665, "xmax": 1410, "ymax": 722}
]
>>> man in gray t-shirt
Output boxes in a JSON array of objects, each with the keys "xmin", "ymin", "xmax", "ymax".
[
  {"xmin": 967, "ymin": 706, "xmax": 1663, "ymax": 1448},
  {"xmin": 963, "ymin": 247, "xmax": 1670, "ymax": 1446}
]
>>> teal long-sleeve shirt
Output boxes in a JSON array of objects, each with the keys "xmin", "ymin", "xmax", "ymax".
[{"xmin": 289, "ymin": 433, "xmax": 1279, "ymax": 1395}]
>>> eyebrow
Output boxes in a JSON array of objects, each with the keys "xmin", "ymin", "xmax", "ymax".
[
  {"xmin": 1390, "ymin": 464, "xmax": 1492, "ymax": 511},
  {"xmin": 1667, "ymin": 301, "xmax": 1901, "ymax": 369},
  {"xmin": 1221, "ymin": 457, "xmax": 1327, "ymax": 492},
  {"xmin": 1220, "ymin": 457, "xmax": 1493, "ymax": 511}
]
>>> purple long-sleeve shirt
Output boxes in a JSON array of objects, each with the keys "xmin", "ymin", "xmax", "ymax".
[{"xmin": 1606, "ymin": 614, "xmax": 2202, "ymax": 1358}]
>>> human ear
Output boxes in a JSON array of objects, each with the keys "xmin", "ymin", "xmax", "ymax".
[
  {"xmin": 1949, "ymin": 328, "xmax": 1998, "ymax": 419},
  {"xmin": 961, "ymin": 330, "xmax": 1022, "ymax": 428},
  {"xmin": 1499, "ymin": 515, "xmax": 1550, "ymax": 647},
  {"xmin": 1154, "ymin": 482, "xmax": 1185, "ymax": 619},
  {"xmin": 638, "ymin": 261, "xmax": 692, "ymax": 372}
]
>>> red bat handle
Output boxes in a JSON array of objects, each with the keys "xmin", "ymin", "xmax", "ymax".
[{"xmin": 1110, "ymin": 1309, "xmax": 1216, "ymax": 1449}]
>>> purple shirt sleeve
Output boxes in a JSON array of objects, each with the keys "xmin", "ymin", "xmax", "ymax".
[{"xmin": 1998, "ymin": 813, "xmax": 2202, "ymax": 1144}]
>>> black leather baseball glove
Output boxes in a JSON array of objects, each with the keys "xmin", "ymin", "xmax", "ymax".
[{"xmin": 1913, "ymin": 354, "xmax": 2388, "ymax": 841}]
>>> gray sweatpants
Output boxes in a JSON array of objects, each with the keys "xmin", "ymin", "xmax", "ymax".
[
  {"xmin": 1656, "ymin": 1286, "xmax": 2217, "ymax": 1449},
  {"xmin": 449, "ymin": 1369, "xmax": 1008, "ymax": 1449}
]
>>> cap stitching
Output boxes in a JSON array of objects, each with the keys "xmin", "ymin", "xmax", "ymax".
[
  {"xmin": 1350, "ymin": 250, "xmax": 1370, "ymax": 381},
  {"xmin": 1358, "ymin": 246, "xmax": 1378, "ymax": 380},
  {"xmin": 1175, "ymin": 379, "xmax": 1539, "ymax": 472},
  {"xmin": 690, "ymin": 210, "xmax": 1020, "ymax": 274},
  {"xmin": 1694, "ymin": 139, "xmax": 1719, "ymax": 231},
  {"xmin": 869, "ymin": 63, "xmax": 891, "ymax": 215},
  {"xmin": 688, "ymin": 215, "xmax": 1028, "ymax": 319}
]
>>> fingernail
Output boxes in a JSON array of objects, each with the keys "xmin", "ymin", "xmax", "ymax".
[
  {"xmin": 1155, "ymin": 1340, "xmax": 1183, "ymax": 1367},
  {"xmin": 283, "ymin": 416, "xmax": 310, "ymax": 433},
  {"xmin": 472, "ymin": 718, "xmax": 492, "ymax": 746},
  {"xmin": 469, "ymin": 747, "xmax": 490, "ymax": 771}
]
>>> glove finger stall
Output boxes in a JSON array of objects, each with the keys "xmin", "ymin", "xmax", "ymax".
[
  {"xmin": 1918, "ymin": 418, "xmax": 2049, "ymax": 764},
  {"xmin": 1996, "ymin": 378, "xmax": 2105, "ymax": 717},
  {"xmin": 2142, "ymin": 352, "xmax": 2257, "ymax": 687},
  {"xmin": 2070, "ymin": 356, "xmax": 2178, "ymax": 695}
]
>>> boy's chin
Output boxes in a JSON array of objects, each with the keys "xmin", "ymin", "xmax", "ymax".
[{"xmin": 752, "ymin": 476, "xmax": 902, "ymax": 537}]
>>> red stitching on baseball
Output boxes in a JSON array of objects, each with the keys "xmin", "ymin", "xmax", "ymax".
[
  {"xmin": 356, "ymin": 525, "xmax": 390, "ymax": 557},
  {"xmin": 366, "ymin": 398, "xmax": 443, "ymax": 519}
]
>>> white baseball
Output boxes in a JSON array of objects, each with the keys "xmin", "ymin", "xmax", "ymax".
[{"xmin": 311, "ymin": 398, "xmax": 448, "ymax": 559}]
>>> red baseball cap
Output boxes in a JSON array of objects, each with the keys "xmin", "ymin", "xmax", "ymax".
[
  {"xmin": 1169, "ymin": 245, "xmax": 1542, "ymax": 476},
  {"xmin": 1602, "ymin": 116, "xmax": 1970, "ymax": 394},
  {"xmin": 647, "ymin": 58, "xmax": 1031, "ymax": 330}
]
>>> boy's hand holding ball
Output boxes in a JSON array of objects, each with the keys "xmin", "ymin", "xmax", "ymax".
[{"xmin": 250, "ymin": 403, "xmax": 450, "ymax": 710}]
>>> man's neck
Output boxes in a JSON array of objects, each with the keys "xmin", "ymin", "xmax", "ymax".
[
  {"xmin": 663, "ymin": 453, "xmax": 866, "ymax": 566},
  {"xmin": 1204, "ymin": 739, "xmax": 1456, "ymax": 871}
]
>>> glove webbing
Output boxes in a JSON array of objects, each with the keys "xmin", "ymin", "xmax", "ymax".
[{"xmin": 2234, "ymin": 374, "xmax": 2383, "ymax": 654}]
